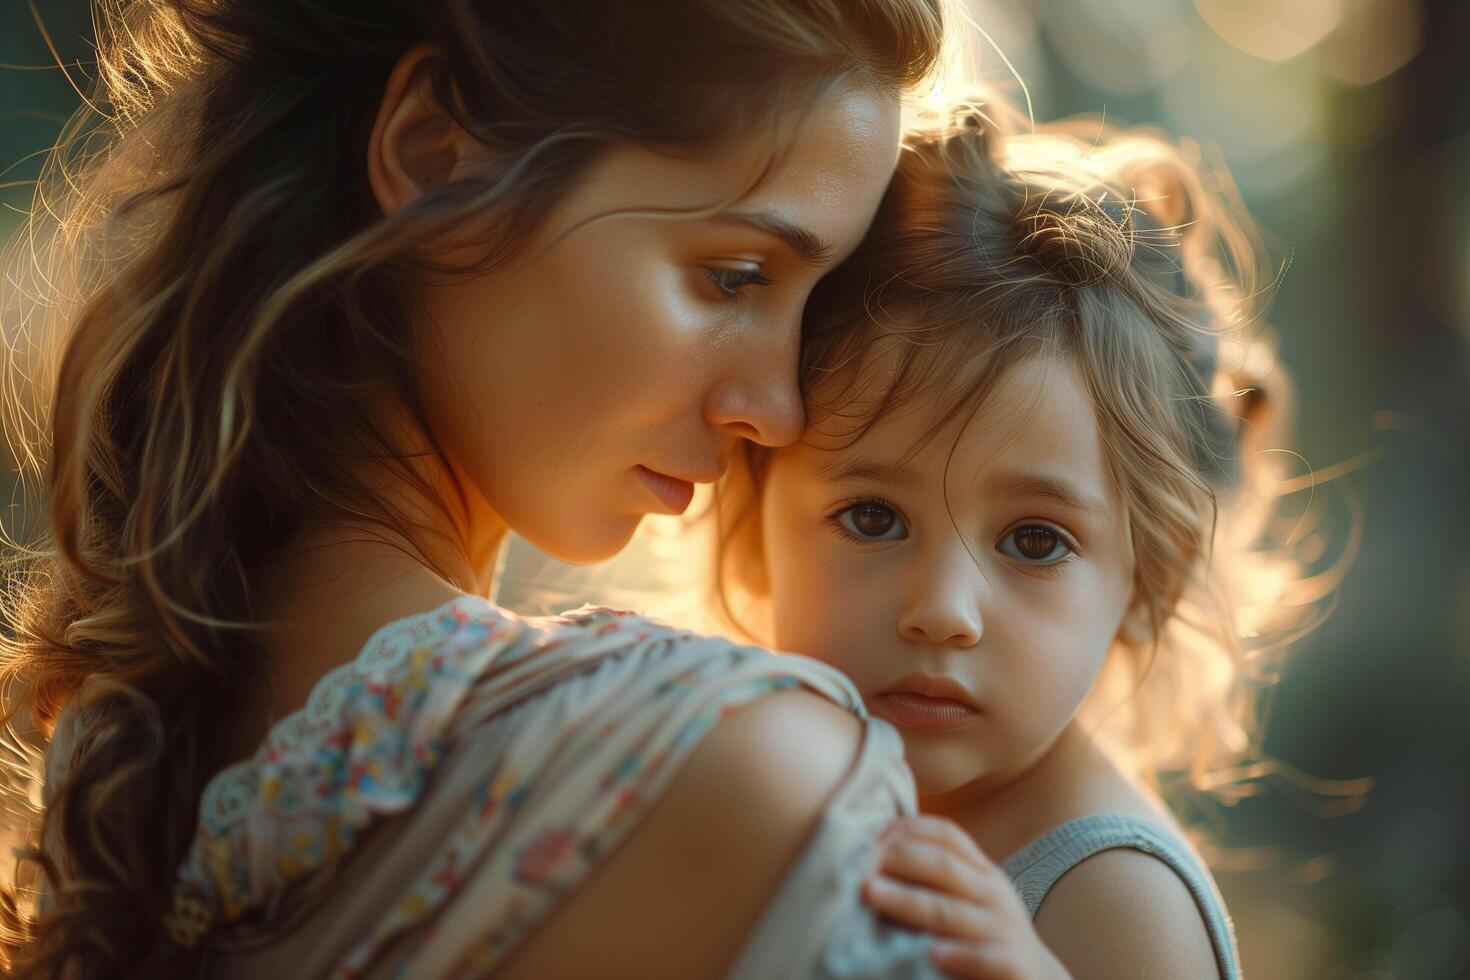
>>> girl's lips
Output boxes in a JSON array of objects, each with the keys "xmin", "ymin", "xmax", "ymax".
[
  {"xmin": 635, "ymin": 465, "xmax": 695, "ymax": 514},
  {"xmin": 872, "ymin": 693, "xmax": 982, "ymax": 732}
]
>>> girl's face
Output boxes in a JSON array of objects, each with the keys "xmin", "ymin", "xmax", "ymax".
[
  {"xmin": 760, "ymin": 354, "xmax": 1139, "ymax": 795},
  {"xmin": 414, "ymin": 87, "xmax": 901, "ymax": 565}
]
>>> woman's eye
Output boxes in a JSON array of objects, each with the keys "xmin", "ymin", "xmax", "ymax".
[
  {"xmin": 998, "ymin": 525, "xmax": 1073, "ymax": 564},
  {"xmin": 832, "ymin": 501, "xmax": 907, "ymax": 542},
  {"xmin": 704, "ymin": 266, "xmax": 773, "ymax": 299}
]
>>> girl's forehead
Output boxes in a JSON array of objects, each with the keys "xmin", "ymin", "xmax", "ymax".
[{"xmin": 796, "ymin": 356, "xmax": 1119, "ymax": 506}]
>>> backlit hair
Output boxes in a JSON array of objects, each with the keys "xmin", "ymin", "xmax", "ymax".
[
  {"xmin": 0, "ymin": 1, "xmax": 947, "ymax": 974},
  {"xmin": 715, "ymin": 98, "xmax": 1352, "ymax": 838}
]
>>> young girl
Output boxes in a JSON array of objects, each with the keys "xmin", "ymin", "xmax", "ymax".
[{"xmin": 715, "ymin": 104, "xmax": 1309, "ymax": 978}]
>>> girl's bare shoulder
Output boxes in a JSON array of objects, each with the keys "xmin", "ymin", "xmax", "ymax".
[
  {"xmin": 987, "ymin": 736, "xmax": 1217, "ymax": 977},
  {"xmin": 1032, "ymin": 845, "xmax": 1221, "ymax": 980},
  {"xmin": 1029, "ymin": 747, "xmax": 1222, "ymax": 979}
]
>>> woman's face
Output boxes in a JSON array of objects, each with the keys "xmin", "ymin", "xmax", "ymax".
[
  {"xmin": 411, "ymin": 87, "xmax": 902, "ymax": 564},
  {"xmin": 759, "ymin": 354, "xmax": 1139, "ymax": 796}
]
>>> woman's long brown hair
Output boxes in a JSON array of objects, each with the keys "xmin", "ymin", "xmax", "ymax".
[{"xmin": 0, "ymin": 1, "xmax": 946, "ymax": 975}]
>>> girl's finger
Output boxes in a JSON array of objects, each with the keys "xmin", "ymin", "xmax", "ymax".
[
  {"xmin": 876, "ymin": 836, "xmax": 999, "ymax": 903},
  {"xmin": 929, "ymin": 939, "xmax": 1018, "ymax": 980},
  {"xmin": 862, "ymin": 874, "xmax": 994, "ymax": 941},
  {"xmin": 882, "ymin": 815, "xmax": 998, "ymax": 877}
]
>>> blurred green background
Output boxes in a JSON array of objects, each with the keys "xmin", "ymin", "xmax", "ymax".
[{"xmin": 3, "ymin": 1, "xmax": 1467, "ymax": 977}]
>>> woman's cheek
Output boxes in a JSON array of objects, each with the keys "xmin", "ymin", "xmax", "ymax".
[{"xmin": 558, "ymin": 256, "xmax": 708, "ymax": 403}]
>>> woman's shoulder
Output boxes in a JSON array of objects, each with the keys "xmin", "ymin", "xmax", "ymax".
[
  {"xmin": 175, "ymin": 595, "xmax": 916, "ymax": 976},
  {"xmin": 431, "ymin": 598, "xmax": 877, "ymax": 746},
  {"xmin": 458, "ymin": 598, "xmax": 872, "ymax": 711},
  {"xmin": 460, "ymin": 605, "xmax": 932, "ymax": 977},
  {"xmin": 493, "ymin": 686, "xmax": 871, "ymax": 980}
]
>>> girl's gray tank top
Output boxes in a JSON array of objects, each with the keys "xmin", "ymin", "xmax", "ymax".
[{"xmin": 1001, "ymin": 811, "xmax": 1241, "ymax": 979}]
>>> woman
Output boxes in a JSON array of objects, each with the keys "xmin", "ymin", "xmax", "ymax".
[{"xmin": 0, "ymin": 1, "xmax": 987, "ymax": 977}]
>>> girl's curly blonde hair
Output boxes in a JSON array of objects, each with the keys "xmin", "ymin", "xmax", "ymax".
[{"xmin": 713, "ymin": 99, "xmax": 1356, "ymax": 838}]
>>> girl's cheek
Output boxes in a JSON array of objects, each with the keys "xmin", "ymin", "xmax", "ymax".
[
  {"xmin": 813, "ymin": 568, "xmax": 895, "ymax": 682},
  {"xmin": 773, "ymin": 557, "xmax": 863, "ymax": 668}
]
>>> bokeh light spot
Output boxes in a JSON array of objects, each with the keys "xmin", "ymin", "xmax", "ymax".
[{"xmin": 1193, "ymin": 0, "xmax": 1343, "ymax": 62}]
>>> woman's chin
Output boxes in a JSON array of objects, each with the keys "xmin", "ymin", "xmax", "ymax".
[{"xmin": 521, "ymin": 512, "xmax": 644, "ymax": 567}]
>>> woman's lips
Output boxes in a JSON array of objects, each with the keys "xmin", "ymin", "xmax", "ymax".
[
  {"xmin": 635, "ymin": 465, "xmax": 695, "ymax": 515},
  {"xmin": 872, "ymin": 693, "xmax": 982, "ymax": 732}
]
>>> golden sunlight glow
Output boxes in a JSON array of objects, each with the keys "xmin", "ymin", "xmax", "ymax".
[
  {"xmin": 1311, "ymin": 0, "xmax": 1423, "ymax": 86},
  {"xmin": 1192, "ymin": 0, "xmax": 1343, "ymax": 62},
  {"xmin": 497, "ymin": 485, "xmax": 721, "ymax": 633},
  {"xmin": 1042, "ymin": 0, "xmax": 1190, "ymax": 95}
]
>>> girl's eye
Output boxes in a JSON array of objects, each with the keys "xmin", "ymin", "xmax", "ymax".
[
  {"xmin": 830, "ymin": 500, "xmax": 908, "ymax": 542},
  {"xmin": 704, "ymin": 266, "xmax": 773, "ymax": 299},
  {"xmin": 998, "ymin": 524, "xmax": 1074, "ymax": 565}
]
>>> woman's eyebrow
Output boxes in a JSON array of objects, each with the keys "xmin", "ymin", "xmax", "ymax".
[{"xmin": 717, "ymin": 210, "xmax": 835, "ymax": 266}]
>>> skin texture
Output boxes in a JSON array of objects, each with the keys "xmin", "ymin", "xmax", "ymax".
[
  {"xmin": 371, "ymin": 48, "xmax": 905, "ymax": 569},
  {"xmin": 1031, "ymin": 847, "xmax": 1221, "ymax": 980},
  {"xmin": 761, "ymin": 354, "xmax": 1139, "ymax": 805},
  {"xmin": 260, "ymin": 49, "xmax": 902, "ymax": 723}
]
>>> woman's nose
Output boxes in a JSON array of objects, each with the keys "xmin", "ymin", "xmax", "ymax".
[
  {"xmin": 707, "ymin": 379, "xmax": 805, "ymax": 447},
  {"xmin": 704, "ymin": 318, "xmax": 806, "ymax": 447}
]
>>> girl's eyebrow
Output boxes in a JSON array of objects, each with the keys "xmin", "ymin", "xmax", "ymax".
[
  {"xmin": 814, "ymin": 456, "xmax": 918, "ymax": 486},
  {"xmin": 984, "ymin": 470, "xmax": 1109, "ymax": 518},
  {"xmin": 815, "ymin": 457, "xmax": 1109, "ymax": 518}
]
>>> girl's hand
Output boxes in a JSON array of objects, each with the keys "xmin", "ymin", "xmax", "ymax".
[{"xmin": 862, "ymin": 815, "xmax": 1072, "ymax": 980}]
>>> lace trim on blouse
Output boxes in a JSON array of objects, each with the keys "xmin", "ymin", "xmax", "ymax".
[{"xmin": 164, "ymin": 597, "xmax": 527, "ymax": 946}]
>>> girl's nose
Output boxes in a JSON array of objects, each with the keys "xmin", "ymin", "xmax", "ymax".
[{"xmin": 896, "ymin": 552, "xmax": 985, "ymax": 649}]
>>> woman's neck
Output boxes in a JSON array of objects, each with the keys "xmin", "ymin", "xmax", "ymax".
[{"xmin": 233, "ymin": 502, "xmax": 508, "ymax": 759}]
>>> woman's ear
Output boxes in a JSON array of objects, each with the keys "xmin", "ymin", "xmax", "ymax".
[{"xmin": 367, "ymin": 44, "xmax": 476, "ymax": 216}]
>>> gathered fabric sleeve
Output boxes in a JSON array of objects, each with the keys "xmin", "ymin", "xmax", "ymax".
[
  {"xmin": 173, "ymin": 597, "xmax": 943, "ymax": 979},
  {"xmin": 725, "ymin": 716, "xmax": 944, "ymax": 980}
]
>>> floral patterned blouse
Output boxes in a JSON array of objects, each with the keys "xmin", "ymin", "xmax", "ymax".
[{"xmin": 139, "ymin": 596, "xmax": 942, "ymax": 978}]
